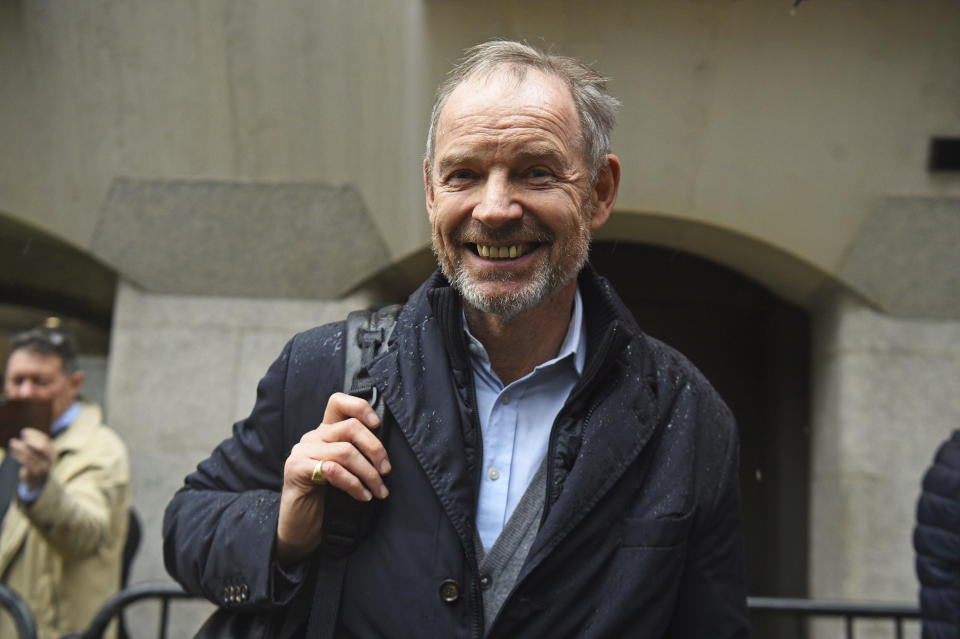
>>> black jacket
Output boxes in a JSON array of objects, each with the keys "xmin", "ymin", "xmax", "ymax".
[
  {"xmin": 163, "ymin": 267, "xmax": 749, "ymax": 638},
  {"xmin": 915, "ymin": 431, "xmax": 960, "ymax": 639}
]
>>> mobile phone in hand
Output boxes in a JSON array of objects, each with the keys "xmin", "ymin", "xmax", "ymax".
[{"xmin": 0, "ymin": 398, "xmax": 52, "ymax": 449}]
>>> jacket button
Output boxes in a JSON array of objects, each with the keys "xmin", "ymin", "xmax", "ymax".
[
  {"xmin": 479, "ymin": 574, "xmax": 492, "ymax": 590},
  {"xmin": 439, "ymin": 579, "xmax": 461, "ymax": 603}
]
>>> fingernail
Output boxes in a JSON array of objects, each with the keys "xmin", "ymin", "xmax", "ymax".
[
  {"xmin": 367, "ymin": 410, "xmax": 380, "ymax": 426},
  {"xmin": 377, "ymin": 485, "xmax": 389, "ymax": 499},
  {"xmin": 362, "ymin": 489, "xmax": 373, "ymax": 502},
  {"xmin": 380, "ymin": 460, "xmax": 391, "ymax": 474}
]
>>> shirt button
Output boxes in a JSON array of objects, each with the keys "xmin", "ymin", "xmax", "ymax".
[
  {"xmin": 501, "ymin": 393, "xmax": 511, "ymax": 405},
  {"xmin": 488, "ymin": 467, "xmax": 500, "ymax": 481},
  {"xmin": 468, "ymin": 343, "xmax": 482, "ymax": 356},
  {"xmin": 439, "ymin": 579, "xmax": 461, "ymax": 603},
  {"xmin": 479, "ymin": 574, "xmax": 492, "ymax": 590}
]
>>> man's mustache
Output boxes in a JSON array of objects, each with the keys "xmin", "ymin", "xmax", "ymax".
[{"xmin": 452, "ymin": 220, "xmax": 554, "ymax": 245}]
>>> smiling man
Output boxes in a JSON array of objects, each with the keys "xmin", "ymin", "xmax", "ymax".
[{"xmin": 164, "ymin": 40, "xmax": 749, "ymax": 638}]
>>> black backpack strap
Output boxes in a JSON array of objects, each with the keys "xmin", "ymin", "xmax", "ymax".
[{"xmin": 306, "ymin": 304, "xmax": 401, "ymax": 639}]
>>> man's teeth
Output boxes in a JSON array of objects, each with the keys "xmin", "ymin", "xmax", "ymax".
[{"xmin": 478, "ymin": 244, "xmax": 530, "ymax": 259}]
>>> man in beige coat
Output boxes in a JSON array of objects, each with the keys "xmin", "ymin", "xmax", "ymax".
[{"xmin": 0, "ymin": 324, "xmax": 130, "ymax": 639}]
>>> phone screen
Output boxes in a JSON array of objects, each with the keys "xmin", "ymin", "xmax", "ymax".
[{"xmin": 0, "ymin": 399, "xmax": 52, "ymax": 449}]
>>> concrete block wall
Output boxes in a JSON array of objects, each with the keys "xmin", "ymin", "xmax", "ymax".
[{"xmin": 808, "ymin": 290, "xmax": 960, "ymax": 637}]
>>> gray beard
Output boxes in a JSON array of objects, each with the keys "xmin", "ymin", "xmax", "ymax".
[{"xmin": 441, "ymin": 245, "xmax": 588, "ymax": 320}]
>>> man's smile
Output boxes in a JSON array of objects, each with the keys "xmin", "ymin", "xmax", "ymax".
[{"xmin": 470, "ymin": 242, "xmax": 537, "ymax": 260}]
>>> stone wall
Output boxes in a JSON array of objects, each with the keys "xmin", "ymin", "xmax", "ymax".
[{"xmin": 809, "ymin": 290, "xmax": 960, "ymax": 637}]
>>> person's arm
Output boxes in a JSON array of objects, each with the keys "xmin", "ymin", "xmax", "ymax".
[
  {"xmin": 11, "ymin": 428, "xmax": 128, "ymax": 560},
  {"xmin": 163, "ymin": 328, "xmax": 391, "ymax": 608},
  {"xmin": 665, "ymin": 392, "xmax": 751, "ymax": 639},
  {"xmin": 163, "ymin": 336, "xmax": 303, "ymax": 608}
]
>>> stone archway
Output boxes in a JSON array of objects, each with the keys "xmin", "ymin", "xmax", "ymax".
[{"xmin": 0, "ymin": 212, "xmax": 116, "ymax": 334}]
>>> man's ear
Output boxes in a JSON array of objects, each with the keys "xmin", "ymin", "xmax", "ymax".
[
  {"xmin": 589, "ymin": 154, "xmax": 620, "ymax": 231},
  {"xmin": 423, "ymin": 159, "xmax": 435, "ymax": 218},
  {"xmin": 68, "ymin": 370, "xmax": 84, "ymax": 399}
]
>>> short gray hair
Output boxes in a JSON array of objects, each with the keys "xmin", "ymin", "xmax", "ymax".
[{"xmin": 425, "ymin": 39, "xmax": 620, "ymax": 182}]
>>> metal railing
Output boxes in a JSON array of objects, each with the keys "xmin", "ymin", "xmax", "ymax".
[
  {"xmin": 0, "ymin": 583, "xmax": 38, "ymax": 639},
  {"xmin": 0, "ymin": 584, "xmax": 917, "ymax": 639},
  {"xmin": 59, "ymin": 581, "xmax": 195, "ymax": 639},
  {"xmin": 748, "ymin": 596, "xmax": 921, "ymax": 639}
]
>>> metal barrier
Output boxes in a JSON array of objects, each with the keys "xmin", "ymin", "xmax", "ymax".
[
  {"xmin": 748, "ymin": 596, "xmax": 921, "ymax": 639},
  {"xmin": 0, "ymin": 583, "xmax": 38, "ymax": 639},
  {"xmin": 48, "ymin": 584, "xmax": 921, "ymax": 639},
  {"xmin": 60, "ymin": 581, "xmax": 196, "ymax": 639}
]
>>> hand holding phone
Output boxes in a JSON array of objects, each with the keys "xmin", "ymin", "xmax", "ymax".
[{"xmin": 0, "ymin": 398, "xmax": 52, "ymax": 449}]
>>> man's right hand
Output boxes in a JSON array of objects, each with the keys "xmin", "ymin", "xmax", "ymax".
[{"xmin": 275, "ymin": 392, "xmax": 391, "ymax": 566}]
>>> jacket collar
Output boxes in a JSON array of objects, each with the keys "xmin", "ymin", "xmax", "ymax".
[{"xmin": 368, "ymin": 266, "xmax": 659, "ymax": 567}]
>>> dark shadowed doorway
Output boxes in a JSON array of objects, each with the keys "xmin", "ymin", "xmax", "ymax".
[{"xmin": 589, "ymin": 241, "xmax": 811, "ymax": 613}]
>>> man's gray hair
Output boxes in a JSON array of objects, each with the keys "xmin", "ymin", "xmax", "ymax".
[{"xmin": 425, "ymin": 39, "xmax": 620, "ymax": 182}]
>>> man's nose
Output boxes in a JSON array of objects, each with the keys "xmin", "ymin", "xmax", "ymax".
[
  {"xmin": 9, "ymin": 381, "xmax": 36, "ymax": 398},
  {"xmin": 473, "ymin": 172, "xmax": 522, "ymax": 227}
]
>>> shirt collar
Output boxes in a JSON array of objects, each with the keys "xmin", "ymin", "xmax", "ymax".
[
  {"xmin": 51, "ymin": 401, "xmax": 81, "ymax": 437},
  {"xmin": 463, "ymin": 285, "xmax": 587, "ymax": 377},
  {"xmin": 561, "ymin": 285, "xmax": 587, "ymax": 375}
]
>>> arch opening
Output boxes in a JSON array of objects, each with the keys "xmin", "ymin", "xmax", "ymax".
[{"xmin": 0, "ymin": 212, "xmax": 115, "ymax": 363}]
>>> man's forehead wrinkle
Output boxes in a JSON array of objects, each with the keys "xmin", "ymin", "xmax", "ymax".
[
  {"xmin": 437, "ymin": 140, "xmax": 566, "ymax": 172},
  {"xmin": 431, "ymin": 68, "xmax": 585, "ymax": 178},
  {"xmin": 436, "ymin": 109, "xmax": 578, "ymax": 155},
  {"xmin": 442, "ymin": 69, "xmax": 577, "ymax": 125}
]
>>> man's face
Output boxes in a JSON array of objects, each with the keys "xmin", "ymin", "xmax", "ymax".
[
  {"xmin": 425, "ymin": 68, "xmax": 606, "ymax": 318},
  {"xmin": 4, "ymin": 350, "xmax": 82, "ymax": 421}
]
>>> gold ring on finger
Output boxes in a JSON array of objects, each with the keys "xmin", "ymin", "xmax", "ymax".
[{"xmin": 311, "ymin": 460, "xmax": 327, "ymax": 485}]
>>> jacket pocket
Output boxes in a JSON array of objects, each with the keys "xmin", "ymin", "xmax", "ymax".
[{"xmin": 621, "ymin": 512, "xmax": 693, "ymax": 547}]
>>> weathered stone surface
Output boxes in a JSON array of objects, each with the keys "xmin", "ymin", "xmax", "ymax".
[
  {"xmin": 839, "ymin": 197, "xmax": 960, "ymax": 320},
  {"xmin": 92, "ymin": 178, "xmax": 390, "ymax": 299}
]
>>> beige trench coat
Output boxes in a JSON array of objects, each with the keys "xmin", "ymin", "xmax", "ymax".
[{"xmin": 0, "ymin": 403, "xmax": 130, "ymax": 639}]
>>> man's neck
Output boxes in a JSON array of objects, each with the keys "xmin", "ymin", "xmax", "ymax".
[{"xmin": 464, "ymin": 280, "xmax": 577, "ymax": 386}]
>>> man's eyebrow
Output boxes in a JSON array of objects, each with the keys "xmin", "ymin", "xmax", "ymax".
[
  {"xmin": 512, "ymin": 144, "xmax": 566, "ymax": 166},
  {"xmin": 436, "ymin": 143, "xmax": 567, "ymax": 176},
  {"xmin": 436, "ymin": 151, "xmax": 477, "ymax": 176}
]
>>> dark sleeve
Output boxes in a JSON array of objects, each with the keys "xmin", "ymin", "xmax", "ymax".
[
  {"xmin": 667, "ymin": 388, "xmax": 751, "ymax": 639},
  {"xmin": 162, "ymin": 325, "xmax": 343, "ymax": 608},
  {"xmin": 914, "ymin": 431, "xmax": 960, "ymax": 637}
]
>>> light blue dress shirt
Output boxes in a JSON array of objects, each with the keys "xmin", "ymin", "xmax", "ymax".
[
  {"xmin": 466, "ymin": 288, "xmax": 586, "ymax": 551},
  {"xmin": 17, "ymin": 400, "xmax": 80, "ymax": 503}
]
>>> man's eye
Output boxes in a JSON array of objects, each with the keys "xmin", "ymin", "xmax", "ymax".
[
  {"xmin": 524, "ymin": 167, "xmax": 554, "ymax": 182},
  {"xmin": 447, "ymin": 170, "xmax": 476, "ymax": 183}
]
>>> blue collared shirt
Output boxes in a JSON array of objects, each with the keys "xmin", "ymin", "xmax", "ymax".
[
  {"xmin": 466, "ymin": 288, "xmax": 586, "ymax": 551},
  {"xmin": 17, "ymin": 401, "xmax": 80, "ymax": 503}
]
